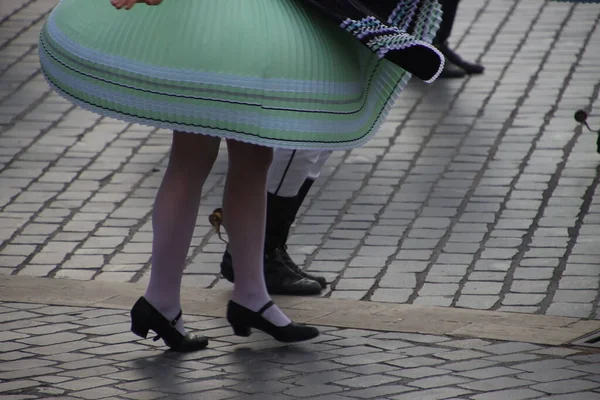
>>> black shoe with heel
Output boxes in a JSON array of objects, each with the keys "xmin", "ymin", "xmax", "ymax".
[
  {"xmin": 227, "ymin": 300, "xmax": 319, "ymax": 343},
  {"xmin": 130, "ymin": 297, "xmax": 208, "ymax": 352}
]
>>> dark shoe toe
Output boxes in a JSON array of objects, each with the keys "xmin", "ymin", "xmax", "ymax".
[
  {"xmin": 267, "ymin": 276, "xmax": 322, "ymax": 296},
  {"xmin": 303, "ymin": 272, "xmax": 327, "ymax": 289},
  {"xmin": 169, "ymin": 334, "xmax": 209, "ymax": 352}
]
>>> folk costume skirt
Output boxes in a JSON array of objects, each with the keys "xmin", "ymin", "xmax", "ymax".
[{"xmin": 39, "ymin": 0, "xmax": 443, "ymax": 150}]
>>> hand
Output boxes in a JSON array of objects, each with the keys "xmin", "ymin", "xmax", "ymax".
[{"xmin": 111, "ymin": 0, "xmax": 163, "ymax": 10}]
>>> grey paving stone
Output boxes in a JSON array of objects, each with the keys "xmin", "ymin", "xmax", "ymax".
[
  {"xmin": 373, "ymin": 332, "xmax": 450, "ymax": 343},
  {"xmin": 408, "ymin": 374, "xmax": 471, "ymax": 389},
  {"xmin": 469, "ymin": 272, "xmax": 506, "ymax": 282},
  {"xmin": 469, "ymin": 388, "xmax": 545, "ymax": 400},
  {"xmin": 18, "ymin": 332, "xmax": 85, "ymax": 346},
  {"xmin": 502, "ymin": 294, "xmax": 546, "ymax": 306},
  {"xmin": 285, "ymin": 360, "xmax": 342, "ymax": 373},
  {"xmin": 552, "ymin": 290, "xmax": 598, "ymax": 303},
  {"xmin": 559, "ymin": 277, "xmax": 599, "ymax": 290},
  {"xmin": 512, "ymin": 267, "xmax": 555, "ymax": 280},
  {"xmin": 335, "ymin": 374, "xmax": 401, "ymax": 388},
  {"xmin": 568, "ymin": 363, "xmax": 600, "ymax": 375},
  {"xmin": 335, "ymin": 352, "xmax": 400, "ymax": 366},
  {"xmin": 512, "ymin": 359, "xmax": 577, "ymax": 373},
  {"xmin": 283, "ymin": 383, "xmax": 343, "ymax": 397},
  {"xmin": 390, "ymin": 367, "xmax": 449, "ymax": 379},
  {"xmin": 479, "ymin": 342, "xmax": 541, "ymax": 355},
  {"xmin": 370, "ymin": 289, "xmax": 412, "ymax": 303},
  {"xmin": 389, "ymin": 387, "xmax": 472, "ymax": 400},
  {"xmin": 0, "ymin": 379, "xmax": 40, "ymax": 393},
  {"xmin": 543, "ymin": 394, "xmax": 600, "ymax": 400},
  {"xmin": 56, "ymin": 377, "xmax": 119, "ymax": 391},
  {"xmin": 0, "ymin": 358, "xmax": 57, "ymax": 372},
  {"xmin": 462, "ymin": 282, "xmax": 503, "ymax": 295},
  {"xmin": 342, "ymin": 384, "xmax": 413, "ymax": 398},
  {"xmin": 531, "ymin": 379, "xmax": 600, "ymax": 395},
  {"xmin": 456, "ymin": 295, "xmax": 499, "ymax": 310},
  {"xmin": 459, "ymin": 377, "xmax": 535, "ymax": 392},
  {"xmin": 517, "ymin": 369, "xmax": 587, "ymax": 383},
  {"xmin": 0, "ymin": 366, "xmax": 62, "ymax": 380},
  {"xmin": 510, "ymin": 280, "xmax": 550, "ymax": 293},
  {"xmin": 458, "ymin": 367, "xmax": 521, "ymax": 380},
  {"xmin": 70, "ymin": 386, "xmax": 128, "ymax": 399},
  {"xmin": 546, "ymin": 303, "xmax": 593, "ymax": 318},
  {"xmin": 440, "ymin": 359, "xmax": 498, "ymax": 372},
  {"xmin": 434, "ymin": 349, "xmax": 491, "ymax": 361}
]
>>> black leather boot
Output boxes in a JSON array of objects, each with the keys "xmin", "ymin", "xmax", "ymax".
[
  {"xmin": 218, "ymin": 180, "xmax": 326, "ymax": 295},
  {"xmin": 220, "ymin": 248, "xmax": 322, "ymax": 295},
  {"xmin": 277, "ymin": 179, "xmax": 328, "ymax": 289}
]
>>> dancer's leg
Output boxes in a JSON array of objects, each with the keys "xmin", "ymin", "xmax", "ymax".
[
  {"xmin": 223, "ymin": 140, "xmax": 290, "ymax": 327},
  {"xmin": 144, "ymin": 132, "xmax": 220, "ymax": 334}
]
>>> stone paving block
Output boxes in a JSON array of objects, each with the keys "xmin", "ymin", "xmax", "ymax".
[
  {"xmin": 546, "ymin": 303, "xmax": 593, "ymax": 318},
  {"xmin": 459, "ymin": 376, "xmax": 535, "ymax": 392},
  {"xmin": 56, "ymin": 377, "xmax": 119, "ymax": 391},
  {"xmin": 559, "ymin": 277, "xmax": 599, "ymax": 290},
  {"xmin": 553, "ymin": 290, "xmax": 598, "ymax": 303},
  {"xmin": 120, "ymin": 390, "xmax": 168, "ymax": 400},
  {"xmin": 518, "ymin": 369, "xmax": 587, "ymax": 383},
  {"xmin": 0, "ymin": 379, "xmax": 40, "ymax": 393},
  {"xmin": 502, "ymin": 294, "xmax": 546, "ymax": 306},
  {"xmin": 469, "ymin": 388, "xmax": 545, "ymax": 400},
  {"xmin": 544, "ymin": 394, "xmax": 600, "ymax": 400},
  {"xmin": 510, "ymin": 280, "xmax": 550, "ymax": 293},
  {"xmin": 343, "ymin": 384, "xmax": 413, "ymax": 398},
  {"xmin": 17, "ymin": 331, "xmax": 85, "ymax": 346},
  {"xmin": 412, "ymin": 296, "xmax": 454, "ymax": 306},
  {"xmin": 370, "ymin": 288, "xmax": 412, "ymax": 303},
  {"xmin": 335, "ymin": 374, "xmax": 402, "ymax": 389},
  {"xmin": 283, "ymin": 383, "xmax": 343, "ymax": 397},
  {"xmin": 408, "ymin": 374, "xmax": 471, "ymax": 389},
  {"xmin": 458, "ymin": 366, "xmax": 521, "ymax": 382},
  {"xmin": 462, "ymin": 282, "xmax": 503, "ymax": 295},
  {"xmin": 390, "ymin": 387, "xmax": 472, "ymax": 400},
  {"xmin": 389, "ymin": 367, "xmax": 449, "ymax": 379},
  {"xmin": 479, "ymin": 342, "xmax": 541, "ymax": 355},
  {"xmin": 25, "ymin": 340, "xmax": 103, "ymax": 356},
  {"xmin": 532, "ymin": 379, "xmax": 600, "ymax": 395},
  {"xmin": 71, "ymin": 386, "xmax": 128, "ymax": 399},
  {"xmin": 435, "ymin": 349, "xmax": 491, "ymax": 361},
  {"xmin": 439, "ymin": 359, "xmax": 498, "ymax": 372},
  {"xmin": 456, "ymin": 295, "xmax": 499, "ymax": 310},
  {"xmin": 512, "ymin": 359, "xmax": 578, "ymax": 373},
  {"xmin": 54, "ymin": 269, "xmax": 97, "ymax": 280}
]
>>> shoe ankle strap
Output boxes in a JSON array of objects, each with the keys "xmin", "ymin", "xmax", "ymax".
[
  {"xmin": 170, "ymin": 310, "xmax": 182, "ymax": 326},
  {"xmin": 257, "ymin": 301, "xmax": 275, "ymax": 316}
]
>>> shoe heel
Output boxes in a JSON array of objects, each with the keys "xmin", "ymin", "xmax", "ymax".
[
  {"xmin": 131, "ymin": 318, "xmax": 150, "ymax": 339},
  {"xmin": 231, "ymin": 324, "xmax": 251, "ymax": 337}
]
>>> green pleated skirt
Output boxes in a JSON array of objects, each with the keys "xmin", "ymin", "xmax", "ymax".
[{"xmin": 39, "ymin": 0, "xmax": 418, "ymax": 150}]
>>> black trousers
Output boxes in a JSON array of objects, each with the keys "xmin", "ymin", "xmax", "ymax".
[{"xmin": 434, "ymin": 0, "xmax": 459, "ymax": 44}]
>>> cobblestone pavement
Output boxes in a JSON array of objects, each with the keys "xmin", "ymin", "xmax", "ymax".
[
  {"xmin": 1, "ymin": 0, "xmax": 600, "ymax": 321},
  {"xmin": 2, "ymin": 300, "xmax": 600, "ymax": 400}
]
